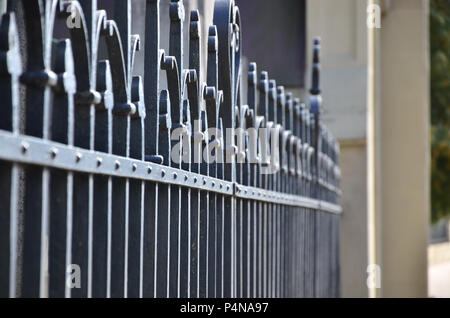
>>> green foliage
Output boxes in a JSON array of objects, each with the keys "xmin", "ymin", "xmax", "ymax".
[
  {"xmin": 430, "ymin": 0, "xmax": 450, "ymax": 222},
  {"xmin": 431, "ymin": 126, "xmax": 450, "ymax": 223}
]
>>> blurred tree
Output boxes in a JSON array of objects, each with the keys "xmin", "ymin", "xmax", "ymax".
[
  {"xmin": 430, "ymin": 0, "xmax": 450, "ymax": 222},
  {"xmin": 431, "ymin": 126, "xmax": 450, "ymax": 222}
]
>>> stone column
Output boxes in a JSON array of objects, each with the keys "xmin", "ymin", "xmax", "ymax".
[{"xmin": 378, "ymin": 0, "xmax": 429, "ymax": 297}]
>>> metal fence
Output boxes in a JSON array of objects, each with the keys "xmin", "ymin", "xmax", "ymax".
[{"xmin": 0, "ymin": 0, "xmax": 341, "ymax": 298}]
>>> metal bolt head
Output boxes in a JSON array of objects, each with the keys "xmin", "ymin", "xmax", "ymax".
[
  {"xmin": 21, "ymin": 142, "xmax": 29, "ymax": 154},
  {"xmin": 76, "ymin": 152, "xmax": 82, "ymax": 162},
  {"xmin": 173, "ymin": 173, "xmax": 177, "ymax": 180},
  {"xmin": 132, "ymin": 163, "xmax": 137, "ymax": 172},
  {"xmin": 115, "ymin": 161, "xmax": 120, "ymax": 170},
  {"xmin": 50, "ymin": 147, "xmax": 58, "ymax": 158},
  {"xmin": 147, "ymin": 166, "xmax": 152, "ymax": 174},
  {"xmin": 97, "ymin": 157, "xmax": 102, "ymax": 167},
  {"xmin": 193, "ymin": 177, "xmax": 198, "ymax": 184},
  {"xmin": 161, "ymin": 170, "xmax": 166, "ymax": 178}
]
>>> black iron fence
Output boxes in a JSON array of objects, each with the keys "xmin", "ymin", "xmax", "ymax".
[{"xmin": 0, "ymin": 0, "xmax": 341, "ymax": 298}]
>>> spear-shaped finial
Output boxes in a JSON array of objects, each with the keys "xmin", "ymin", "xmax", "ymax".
[{"xmin": 310, "ymin": 37, "xmax": 321, "ymax": 96}]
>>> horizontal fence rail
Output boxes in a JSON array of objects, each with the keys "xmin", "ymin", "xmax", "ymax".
[{"xmin": 0, "ymin": 0, "xmax": 341, "ymax": 298}]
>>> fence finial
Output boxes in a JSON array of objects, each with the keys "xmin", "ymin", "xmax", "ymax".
[
  {"xmin": 310, "ymin": 37, "xmax": 321, "ymax": 96},
  {"xmin": 309, "ymin": 37, "xmax": 322, "ymax": 119}
]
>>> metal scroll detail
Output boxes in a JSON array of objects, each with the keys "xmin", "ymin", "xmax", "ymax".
[{"xmin": 0, "ymin": 0, "xmax": 341, "ymax": 298}]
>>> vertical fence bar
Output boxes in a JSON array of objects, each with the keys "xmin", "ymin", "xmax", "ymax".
[
  {"xmin": 0, "ymin": 12, "xmax": 22, "ymax": 298},
  {"xmin": 268, "ymin": 79, "xmax": 277, "ymax": 298},
  {"xmin": 168, "ymin": 0, "xmax": 184, "ymax": 298},
  {"xmin": 69, "ymin": 0, "xmax": 97, "ymax": 299},
  {"xmin": 206, "ymin": 25, "xmax": 219, "ymax": 298},
  {"xmin": 217, "ymin": 118, "xmax": 225, "ymax": 298},
  {"xmin": 143, "ymin": 0, "xmax": 160, "ymax": 299},
  {"xmin": 128, "ymin": 76, "xmax": 145, "ymax": 298},
  {"xmin": 247, "ymin": 63, "xmax": 257, "ymax": 298},
  {"xmin": 179, "ymin": 98, "xmax": 192, "ymax": 298},
  {"xmin": 259, "ymin": 72, "xmax": 268, "ymax": 298},
  {"xmin": 199, "ymin": 108, "xmax": 209, "ymax": 298},
  {"xmin": 155, "ymin": 90, "xmax": 172, "ymax": 298},
  {"xmin": 92, "ymin": 60, "xmax": 113, "ymax": 298},
  {"xmin": 276, "ymin": 86, "xmax": 284, "ymax": 298},
  {"xmin": 188, "ymin": 10, "xmax": 202, "ymax": 299},
  {"xmin": 17, "ymin": 1, "xmax": 60, "ymax": 298},
  {"xmin": 48, "ymin": 40, "xmax": 75, "ymax": 298},
  {"xmin": 214, "ymin": 0, "xmax": 240, "ymax": 297}
]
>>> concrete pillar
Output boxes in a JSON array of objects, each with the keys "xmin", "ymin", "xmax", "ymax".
[
  {"xmin": 378, "ymin": 0, "xmax": 429, "ymax": 297},
  {"xmin": 339, "ymin": 139, "xmax": 368, "ymax": 297}
]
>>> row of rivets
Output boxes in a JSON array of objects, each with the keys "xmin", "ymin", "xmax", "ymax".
[{"xmin": 16, "ymin": 141, "xmax": 291, "ymax": 197}]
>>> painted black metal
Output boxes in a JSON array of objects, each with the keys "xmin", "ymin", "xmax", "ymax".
[{"xmin": 0, "ymin": 0, "xmax": 341, "ymax": 298}]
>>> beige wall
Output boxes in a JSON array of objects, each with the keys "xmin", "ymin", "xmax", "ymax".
[
  {"xmin": 378, "ymin": 0, "xmax": 429, "ymax": 297},
  {"xmin": 306, "ymin": 0, "xmax": 368, "ymax": 140},
  {"xmin": 340, "ymin": 140, "xmax": 368, "ymax": 297}
]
